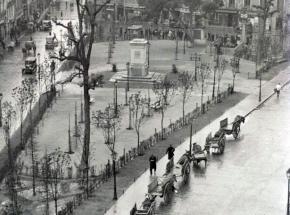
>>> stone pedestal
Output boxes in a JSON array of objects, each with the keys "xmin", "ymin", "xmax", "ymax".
[{"xmin": 129, "ymin": 38, "xmax": 149, "ymax": 77}]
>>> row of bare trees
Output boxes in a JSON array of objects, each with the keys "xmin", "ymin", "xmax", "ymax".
[{"xmin": 2, "ymin": 90, "xmax": 71, "ymax": 215}]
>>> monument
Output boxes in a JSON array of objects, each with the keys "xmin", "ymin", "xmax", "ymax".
[
  {"xmin": 110, "ymin": 38, "xmax": 162, "ymax": 83},
  {"xmin": 129, "ymin": 38, "xmax": 149, "ymax": 77}
]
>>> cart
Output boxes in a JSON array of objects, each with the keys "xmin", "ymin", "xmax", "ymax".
[
  {"xmin": 41, "ymin": 20, "xmax": 52, "ymax": 31},
  {"xmin": 204, "ymin": 132, "xmax": 225, "ymax": 154},
  {"xmin": 219, "ymin": 115, "xmax": 245, "ymax": 140},
  {"xmin": 191, "ymin": 143, "xmax": 207, "ymax": 166},
  {"xmin": 27, "ymin": 22, "xmax": 35, "ymax": 33},
  {"xmin": 134, "ymin": 194, "xmax": 156, "ymax": 215},
  {"xmin": 147, "ymin": 173, "xmax": 175, "ymax": 204},
  {"xmin": 23, "ymin": 40, "xmax": 36, "ymax": 56},
  {"xmin": 173, "ymin": 152, "xmax": 191, "ymax": 184},
  {"xmin": 45, "ymin": 36, "xmax": 58, "ymax": 49},
  {"xmin": 22, "ymin": 57, "xmax": 37, "ymax": 75}
]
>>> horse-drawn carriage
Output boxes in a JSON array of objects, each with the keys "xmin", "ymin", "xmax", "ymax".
[
  {"xmin": 45, "ymin": 35, "xmax": 58, "ymax": 50},
  {"xmin": 219, "ymin": 115, "xmax": 245, "ymax": 140},
  {"xmin": 22, "ymin": 57, "xmax": 37, "ymax": 75},
  {"xmin": 133, "ymin": 154, "xmax": 192, "ymax": 214},
  {"xmin": 204, "ymin": 131, "xmax": 226, "ymax": 154},
  {"xmin": 22, "ymin": 40, "xmax": 36, "ymax": 56},
  {"xmin": 204, "ymin": 115, "xmax": 245, "ymax": 154},
  {"xmin": 191, "ymin": 143, "xmax": 207, "ymax": 166},
  {"xmin": 173, "ymin": 152, "xmax": 191, "ymax": 184}
]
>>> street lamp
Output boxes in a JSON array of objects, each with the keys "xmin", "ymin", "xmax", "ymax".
[
  {"xmin": 0, "ymin": 93, "xmax": 3, "ymax": 127},
  {"xmin": 37, "ymin": 53, "xmax": 41, "ymax": 114},
  {"xmin": 127, "ymin": 95, "xmax": 133, "ymax": 130},
  {"xmin": 192, "ymin": 53, "xmax": 201, "ymax": 81},
  {"xmin": 258, "ymin": 66, "xmax": 263, "ymax": 102},
  {"xmin": 147, "ymin": 41, "xmax": 150, "ymax": 71},
  {"xmin": 286, "ymin": 168, "xmax": 290, "ymax": 215},
  {"xmin": 125, "ymin": 62, "xmax": 130, "ymax": 106},
  {"xmin": 114, "ymin": 81, "xmax": 118, "ymax": 116},
  {"xmin": 112, "ymin": 150, "xmax": 117, "ymax": 200}
]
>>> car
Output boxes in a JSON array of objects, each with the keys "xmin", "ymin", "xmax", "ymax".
[
  {"xmin": 0, "ymin": 200, "xmax": 13, "ymax": 215},
  {"xmin": 22, "ymin": 57, "xmax": 37, "ymax": 75},
  {"xmin": 41, "ymin": 20, "xmax": 52, "ymax": 31},
  {"xmin": 27, "ymin": 22, "xmax": 35, "ymax": 33},
  {"xmin": 45, "ymin": 35, "xmax": 58, "ymax": 49}
]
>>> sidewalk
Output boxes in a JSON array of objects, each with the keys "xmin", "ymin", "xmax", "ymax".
[{"xmin": 104, "ymin": 57, "xmax": 290, "ymax": 215}]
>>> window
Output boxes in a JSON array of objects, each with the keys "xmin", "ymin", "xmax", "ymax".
[
  {"xmin": 229, "ymin": 0, "xmax": 235, "ymax": 7},
  {"xmin": 244, "ymin": 0, "xmax": 250, "ymax": 6}
]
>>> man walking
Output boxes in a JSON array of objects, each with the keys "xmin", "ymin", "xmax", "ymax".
[
  {"xmin": 166, "ymin": 144, "xmax": 175, "ymax": 161},
  {"xmin": 149, "ymin": 154, "xmax": 157, "ymax": 175}
]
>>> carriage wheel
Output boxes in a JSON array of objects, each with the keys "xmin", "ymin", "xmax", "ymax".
[
  {"xmin": 183, "ymin": 164, "xmax": 190, "ymax": 184},
  {"xmin": 233, "ymin": 126, "xmax": 240, "ymax": 140},
  {"xmin": 163, "ymin": 183, "xmax": 173, "ymax": 204}
]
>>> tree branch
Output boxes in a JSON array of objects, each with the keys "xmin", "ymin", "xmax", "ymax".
[
  {"xmin": 51, "ymin": 54, "xmax": 82, "ymax": 63},
  {"xmin": 93, "ymin": 0, "xmax": 111, "ymax": 17}
]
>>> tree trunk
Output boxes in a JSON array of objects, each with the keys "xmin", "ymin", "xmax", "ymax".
[
  {"xmin": 20, "ymin": 111, "xmax": 23, "ymax": 149},
  {"xmin": 137, "ymin": 132, "xmax": 140, "ymax": 154},
  {"xmin": 201, "ymin": 82, "xmax": 204, "ymax": 113},
  {"xmin": 54, "ymin": 198, "xmax": 58, "ymax": 215},
  {"xmin": 82, "ymin": 66, "xmax": 91, "ymax": 197},
  {"xmin": 233, "ymin": 75, "xmax": 235, "ymax": 92},
  {"xmin": 29, "ymin": 102, "xmax": 36, "ymax": 196},
  {"xmin": 182, "ymin": 97, "xmax": 185, "ymax": 125},
  {"xmin": 161, "ymin": 107, "xmax": 164, "ymax": 139}
]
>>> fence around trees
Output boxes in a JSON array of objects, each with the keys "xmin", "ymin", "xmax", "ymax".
[{"xmin": 27, "ymin": 85, "xmax": 234, "ymax": 215}]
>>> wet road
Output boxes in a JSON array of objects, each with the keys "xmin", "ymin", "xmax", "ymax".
[
  {"xmin": 0, "ymin": 0, "xmax": 77, "ymax": 150},
  {"xmin": 105, "ymin": 65, "xmax": 290, "ymax": 215},
  {"xmin": 157, "ymin": 87, "xmax": 290, "ymax": 215}
]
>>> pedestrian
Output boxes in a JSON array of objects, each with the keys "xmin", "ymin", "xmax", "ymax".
[
  {"xmin": 166, "ymin": 144, "xmax": 175, "ymax": 161},
  {"xmin": 275, "ymin": 83, "xmax": 281, "ymax": 98},
  {"xmin": 149, "ymin": 154, "xmax": 157, "ymax": 175}
]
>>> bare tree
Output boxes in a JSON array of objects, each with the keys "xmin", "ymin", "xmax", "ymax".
[
  {"xmin": 46, "ymin": 148, "xmax": 71, "ymax": 215},
  {"xmin": 253, "ymin": 0, "xmax": 277, "ymax": 72},
  {"xmin": 230, "ymin": 57, "xmax": 240, "ymax": 92},
  {"xmin": 40, "ymin": 59, "xmax": 53, "ymax": 107},
  {"xmin": 2, "ymin": 101, "xmax": 21, "ymax": 214},
  {"xmin": 153, "ymin": 77, "xmax": 175, "ymax": 139},
  {"xmin": 40, "ymin": 150, "xmax": 50, "ymax": 215},
  {"xmin": 217, "ymin": 58, "xmax": 228, "ymax": 96},
  {"xmin": 178, "ymin": 71, "xmax": 195, "ymax": 125},
  {"xmin": 12, "ymin": 82, "xmax": 28, "ymax": 149},
  {"xmin": 51, "ymin": 0, "xmax": 111, "ymax": 196},
  {"xmin": 131, "ymin": 92, "xmax": 146, "ymax": 155},
  {"xmin": 92, "ymin": 105, "xmax": 121, "ymax": 200},
  {"xmin": 198, "ymin": 63, "xmax": 211, "ymax": 113},
  {"xmin": 22, "ymin": 77, "xmax": 38, "ymax": 196}
]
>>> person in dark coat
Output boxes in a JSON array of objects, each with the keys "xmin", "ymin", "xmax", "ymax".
[
  {"xmin": 166, "ymin": 144, "xmax": 175, "ymax": 161},
  {"xmin": 149, "ymin": 154, "xmax": 157, "ymax": 175}
]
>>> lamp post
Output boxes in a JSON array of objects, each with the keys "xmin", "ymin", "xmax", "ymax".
[
  {"xmin": 37, "ymin": 53, "xmax": 41, "ymax": 115},
  {"xmin": 125, "ymin": 62, "xmax": 130, "ymax": 106},
  {"xmin": 193, "ymin": 53, "xmax": 201, "ymax": 81},
  {"xmin": 60, "ymin": 29, "xmax": 63, "ymax": 50},
  {"xmin": 286, "ymin": 168, "xmax": 290, "ymax": 215},
  {"xmin": 112, "ymin": 150, "xmax": 117, "ymax": 200},
  {"xmin": 127, "ymin": 95, "xmax": 133, "ymax": 130},
  {"xmin": 175, "ymin": 28, "xmax": 178, "ymax": 60},
  {"xmin": 259, "ymin": 67, "xmax": 262, "ymax": 102},
  {"xmin": 0, "ymin": 92, "xmax": 2, "ymax": 127},
  {"xmin": 147, "ymin": 41, "xmax": 150, "ymax": 71},
  {"xmin": 114, "ymin": 81, "xmax": 118, "ymax": 116}
]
